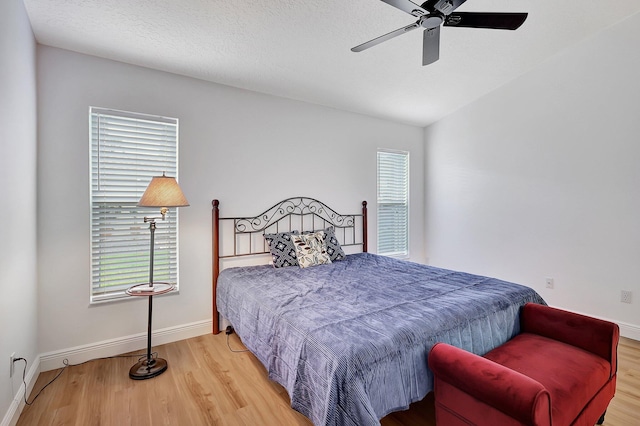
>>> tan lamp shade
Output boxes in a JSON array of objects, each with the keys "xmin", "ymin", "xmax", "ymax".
[{"xmin": 138, "ymin": 173, "xmax": 190, "ymax": 208}]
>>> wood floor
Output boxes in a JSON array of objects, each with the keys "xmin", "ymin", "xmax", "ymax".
[{"xmin": 17, "ymin": 335, "xmax": 640, "ymax": 425}]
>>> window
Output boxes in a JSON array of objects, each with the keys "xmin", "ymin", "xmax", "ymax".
[
  {"xmin": 90, "ymin": 107, "xmax": 180, "ymax": 302},
  {"xmin": 377, "ymin": 149, "xmax": 409, "ymax": 258}
]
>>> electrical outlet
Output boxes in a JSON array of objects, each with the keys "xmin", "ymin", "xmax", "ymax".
[
  {"xmin": 9, "ymin": 353, "xmax": 15, "ymax": 378},
  {"xmin": 621, "ymin": 290, "xmax": 632, "ymax": 304},
  {"xmin": 545, "ymin": 277, "xmax": 554, "ymax": 289}
]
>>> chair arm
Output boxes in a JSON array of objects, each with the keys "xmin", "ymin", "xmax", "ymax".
[
  {"xmin": 429, "ymin": 342, "xmax": 551, "ymax": 425},
  {"xmin": 521, "ymin": 303, "xmax": 619, "ymax": 375}
]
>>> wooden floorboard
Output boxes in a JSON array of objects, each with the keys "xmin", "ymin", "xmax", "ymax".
[{"xmin": 17, "ymin": 335, "xmax": 640, "ymax": 425}]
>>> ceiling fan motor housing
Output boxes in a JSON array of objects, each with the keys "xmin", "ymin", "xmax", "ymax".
[{"xmin": 420, "ymin": 15, "xmax": 444, "ymax": 29}]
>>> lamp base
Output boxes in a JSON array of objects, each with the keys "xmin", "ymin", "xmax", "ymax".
[{"xmin": 129, "ymin": 357, "xmax": 168, "ymax": 380}]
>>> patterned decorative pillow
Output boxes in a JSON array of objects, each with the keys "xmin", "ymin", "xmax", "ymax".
[
  {"xmin": 291, "ymin": 231, "xmax": 332, "ymax": 268},
  {"xmin": 323, "ymin": 226, "xmax": 346, "ymax": 261},
  {"xmin": 264, "ymin": 231, "xmax": 299, "ymax": 268}
]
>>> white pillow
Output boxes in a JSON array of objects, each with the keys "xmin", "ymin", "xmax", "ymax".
[{"xmin": 291, "ymin": 231, "xmax": 332, "ymax": 268}]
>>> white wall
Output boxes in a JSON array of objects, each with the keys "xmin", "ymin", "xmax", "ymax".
[
  {"xmin": 36, "ymin": 46, "xmax": 425, "ymax": 358},
  {"xmin": 0, "ymin": 0, "xmax": 39, "ymax": 422},
  {"xmin": 425, "ymin": 13, "xmax": 640, "ymax": 337}
]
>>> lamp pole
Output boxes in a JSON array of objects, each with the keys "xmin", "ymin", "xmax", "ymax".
[
  {"xmin": 145, "ymin": 218, "xmax": 156, "ymax": 368},
  {"xmin": 127, "ymin": 215, "xmax": 171, "ymax": 380}
]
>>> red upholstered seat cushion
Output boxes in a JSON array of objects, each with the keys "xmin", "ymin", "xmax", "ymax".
[{"xmin": 484, "ymin": 333, "xmax": 612, "ymax": 426}]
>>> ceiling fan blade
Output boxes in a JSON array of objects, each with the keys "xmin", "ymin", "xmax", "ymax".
[
  {"xmin": 422, "ymin": 26, "xmax": 440, "ymax": 66},
  {"xmin": 352, "ymin": 22, "xmax": 420, "ymax": 52},
  {"xmin": 444, "ymin": 12, "xmax": 528, "ymax": 30},
  {"xmin": 380, "ymin": 0, "xmax": 427, "ymax": 16}
]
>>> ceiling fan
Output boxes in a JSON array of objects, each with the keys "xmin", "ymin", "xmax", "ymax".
[{"xmin": 351, "ymin": 0, "xmax": 528, "ymax": 66}]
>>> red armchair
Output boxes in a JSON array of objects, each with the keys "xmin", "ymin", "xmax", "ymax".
[{"xmin": 428, "ymin": 303, "xmax": 619, "ymax": 426}]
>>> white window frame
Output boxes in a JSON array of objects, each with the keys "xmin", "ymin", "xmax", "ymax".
[
  {"xmin": 89, "ymin": 107, "xmax": 180, "ymax": 303},
  {"xmin": 377, "ymin": 149, "xmax": 410, "ymax": 258}
]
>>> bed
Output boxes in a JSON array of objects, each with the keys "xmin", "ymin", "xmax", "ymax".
[{"xmin": 212, "ymin": 197, "xmax": 545, "ymax": 426}]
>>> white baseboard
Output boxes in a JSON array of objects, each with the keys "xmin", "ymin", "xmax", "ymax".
[
  {"xmin": 618, "ymin": 320, "xmax": 640, "ymax": 341},
  {"xmin": 40, "ymin": 319, "xmax": 212, "ymax": 372},
  {"xmin": 1, "ymin": 355, "xmax": 40, "ymax": 426}
]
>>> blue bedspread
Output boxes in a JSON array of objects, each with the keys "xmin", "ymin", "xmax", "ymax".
[{"xmin": 217, "ymin": 253, "xmax": 545, "ymax": 426}]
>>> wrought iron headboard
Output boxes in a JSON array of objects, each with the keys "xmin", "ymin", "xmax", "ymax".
[{"xmin": 212, "ymin": 197, "xmax": 368, "ymax": 334}]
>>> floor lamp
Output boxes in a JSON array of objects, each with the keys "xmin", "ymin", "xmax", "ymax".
[{"xmin": 126, "ymin": 172, "xmax": 189, "ymax": 380}]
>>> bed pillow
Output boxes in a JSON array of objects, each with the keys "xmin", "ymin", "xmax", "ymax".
[
  {"xmin": 323, "ymin": 226, "xmax": 346, "ymax": 261},
  {"xmin": 264, "ymin": 231, "xmax": 299, "ymax": 268},
  {"xmin": 291, "ymin": 231, "xmax": 332, "ymax": 268}
]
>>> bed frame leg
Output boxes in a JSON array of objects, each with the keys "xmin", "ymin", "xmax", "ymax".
[{"xmin": 212, "ymin": 199, "xmax": 220, "ymax": 334}]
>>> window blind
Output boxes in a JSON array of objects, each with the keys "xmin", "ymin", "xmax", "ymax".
[
  {"xmin": 90, "ymin": 107, "xmax": 179, "ymax": 302},
  {"xmin": 377, "ymin": 150, "xmax": 409, "ymax": 257}
]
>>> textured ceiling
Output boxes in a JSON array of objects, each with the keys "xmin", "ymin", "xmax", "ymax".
[{"xmin": 23, "ymin": 0, "xmax": 640, "ymax": 127}]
